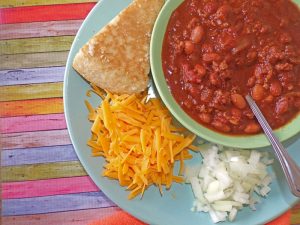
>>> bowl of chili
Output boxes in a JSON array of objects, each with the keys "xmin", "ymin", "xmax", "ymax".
[{"xmin": 150, "ymin": 0, "xmax": 300, "ymax": 148}]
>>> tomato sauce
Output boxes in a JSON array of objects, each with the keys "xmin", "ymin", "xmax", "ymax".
[{"xmin": 162, "ymin": 0, "xmax": 300, "ymax": 134}]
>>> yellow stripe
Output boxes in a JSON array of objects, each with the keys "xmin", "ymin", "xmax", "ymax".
[
  {"xmin": 0, "ymin": 82, "xmax": 63, "ymax": 102},
  {"xmin": 0, "ymin": 51, "xmax": 68, "ymax": 70},
  {"xmin": 0, "ymin": 98, "xmax": 63, "ymax": 117},
  {"xmin": 0, "ymin": 36, "xmax": 74, "ymax": 55},
  {"xmin": 1, "ymin": 161, "xmax": 87, "ymax": 182},
  {"xmin": 0, "ymin": 0, "xmax": 97, "ymax": 7},
  {"xmin": 291, "ymin": 206, "xmax": 300, "ymax": 224}
]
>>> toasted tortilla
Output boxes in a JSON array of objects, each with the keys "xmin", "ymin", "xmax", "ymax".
[{"xmin": 73, "ymin": 0, "xmax": 164, "ymax": 94}]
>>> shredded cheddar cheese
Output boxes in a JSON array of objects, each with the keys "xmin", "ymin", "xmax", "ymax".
[{"xmin": 86, "ymin": 88, "xmax": 196, "ymax": 199}]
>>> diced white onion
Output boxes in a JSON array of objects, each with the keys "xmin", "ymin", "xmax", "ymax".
[
  {"xmin": 209, "ymin": 209, "xmax": 227, "ymax": 223},
  {"xmin": 260, "ymin": 186, "xmax": 271, "ymax": 196},
  {"xmin": 228, "ymin": 207, "xmax": 237, "ymax": 221},
  {"xmin": 186, "ymin": 145, "xmax": 273, "ymax": 223}
]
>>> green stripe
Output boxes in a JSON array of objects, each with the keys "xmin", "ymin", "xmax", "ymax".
[
  {"xmin": 1, "ymin": 161, "xmax": 87, "ymax": 182},
  {"xmin": 291, "ymin": 207, "xmax": 300, "ymax": 224},
  {"xmin": 0, "ymin": 51, "xmax": 68, "ymax": 70},
  {"xmin": 0, "ymin": 36, "xmax": 74, "ymax": 55}
]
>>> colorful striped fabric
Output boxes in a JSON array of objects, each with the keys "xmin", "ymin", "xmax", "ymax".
[{"xmin": 0, "ymin": 1, "xmax": 299, "ymax": 225}]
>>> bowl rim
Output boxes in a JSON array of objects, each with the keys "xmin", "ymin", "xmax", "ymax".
[{"xmin": 150, "ymin": 0, "xmax": 300, "ymax": 149}]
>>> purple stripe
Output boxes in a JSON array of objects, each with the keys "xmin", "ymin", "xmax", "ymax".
[
  {"xmin": 0, "ymin": 66, "xmax": 65, "ymax": 86},
  {"xmin": 2, "ymin": 192, "xmax": 116, "ymax": 216},
  {"xmin": 1, "ymin": 145, "xmax": 78, "ymax": 166}
]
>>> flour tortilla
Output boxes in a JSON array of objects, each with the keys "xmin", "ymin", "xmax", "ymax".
[{"xmin": 73, "ymin": 0, "xmax": 164, "ymax": 94}]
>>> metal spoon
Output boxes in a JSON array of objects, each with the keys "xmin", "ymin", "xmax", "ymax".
[{"xmin": 245, "ymin": 94, "xmax": 300, "ymax": 197}]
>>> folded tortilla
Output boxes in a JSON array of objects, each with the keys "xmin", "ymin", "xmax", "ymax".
[{"xmin": 73, "ymin": 0, "xmax": 164, "ymax": 94}]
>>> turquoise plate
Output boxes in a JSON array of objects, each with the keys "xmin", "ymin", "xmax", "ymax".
[{"xmin": 64, "ymin": 0, "xmax": 300, "ymax": 224}]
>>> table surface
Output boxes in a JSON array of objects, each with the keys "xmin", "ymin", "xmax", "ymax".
[{"xmin": 0, "ymin": 0, "xmax": 299, "ymax": 224}]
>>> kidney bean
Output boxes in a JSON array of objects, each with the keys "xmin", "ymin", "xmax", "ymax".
[
  {"xmin": 229, "ymin": 108, "xmax": 242, "ymax": 125},
  {"xmin": 188, "ymin": 17, "xmax": 200, "ymax": 29},
  {"xmin": 194, "ymin": 64, "xmax": 206, "ymax": 78},
  {"xmin": 231, "ymin": 93, "xmax": 247, "ymax": 109},
  {"xmin": 231, "ymin": 108, "xmax": 242, "ymax": 118},
  {"xmin": 246, "ymin": 51, "xmax": 257, "ymax": 64},
  {"xmin": 209, "ymin": 72, "xmax": 220, "ymax": 86},
  {"xmin": 275, "ymin": 97, "xmax": 289, "ymax": 115},
  {"xmin": 212, "ymin": 120, "xmax": 231, "ymax": 132},
  {"xmin": 288, "ymin": 84, "xmax": 296, "ymax": 90},
  {"xmin": 203, "ymin": 53, "xmax": 221, "ymax": 62},
  {"xmin": 275, "ymin": 63, "xmax": 293, "ymax": 71},
  {"xmin": 176, "ymin": 41, "xmax": 185, "ymax": 54},
  {"xmin": 199, "ymin": 113, "xmax": 212, "ymax": 123},
  {"xmin": 244, "ymin": 122, "xmax": 261, "ymax": 134},
  {"xmin": 184, "ymin": 41, "xmax": 195, "ymax": 54},
  {"xmin": 243, "ymin": 109, "xmax": 254, "ymax": 119},
  {"xmin": 264, "ymin": 95, "xmax": 274, "ymax": 103},
  {"xmin": 270, "ymin": 80, "xmax": 282, "ymax": 96},
  {"xmin": 191, "ymin": 25, "xmax": 204, "ymax": 43},
  {"xmin": 247, "ymin": 76, "xmax": 256, "ymax": 87},
  {"xmin": 252, "ymin": 84, "xmax": 265, "ymax": 101},
  {"xmin": 232, "ymin": 37, "xmax": 251, "ymax": 55}
]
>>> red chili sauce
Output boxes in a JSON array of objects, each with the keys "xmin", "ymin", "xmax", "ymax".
[{"xmin": 162, "ymin": 0, "xmax": 300, "ymax": 134}]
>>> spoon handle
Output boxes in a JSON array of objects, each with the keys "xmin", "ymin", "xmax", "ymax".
[{"xmin": 245, "ymin": 95, "xmax": 300, "ymax": 197}]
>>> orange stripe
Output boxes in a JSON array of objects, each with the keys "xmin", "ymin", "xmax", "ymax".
[
  {"xmin": 0, "ymin": 98, "xmax": 63, "ymax": 117},
  {"xmin": 266, "ymin": 210, "xmax": 291, "ymax": 225},
  {"xmin": 0, "ymin": 3, "xmax": 95, "ymax": 24}
]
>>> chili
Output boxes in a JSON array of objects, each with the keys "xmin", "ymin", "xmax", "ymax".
[{"xmin": 162, "ymin": 0, "xmax": 300, "ymax": 135}]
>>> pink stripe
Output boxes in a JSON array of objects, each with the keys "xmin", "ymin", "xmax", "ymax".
[
  {"xmin": 2, "ymin": 176, "xmax": 99, "ymax": 199},
  {"xmin": 0, "ymin": 113, "xmax": 66, "ymax": 134},
  {"xmin": 2, "ymin": 129, "xmax": 71, "ymax": 150}
]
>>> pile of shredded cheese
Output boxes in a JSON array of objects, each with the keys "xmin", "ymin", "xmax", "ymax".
[{"xmin": 85, "ymin": 85, "xmax": 196, "ymax": 199}]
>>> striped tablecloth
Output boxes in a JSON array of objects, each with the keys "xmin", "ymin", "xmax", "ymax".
[{"xmin": 0, "ymin": 0, "xmax": 299, "ymax": 224}]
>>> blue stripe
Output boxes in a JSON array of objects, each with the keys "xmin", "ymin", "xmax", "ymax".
[
  {"xmin": 1, "ymin": 145, "xmax": 78, "ymax": 166},
  {"xmin": 3, "ymin": 192, "xmax": 116, "ymax": 216},
  {"xmin": 0, "ymin": 66, "xmax": 65, "ymax": 86}
]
